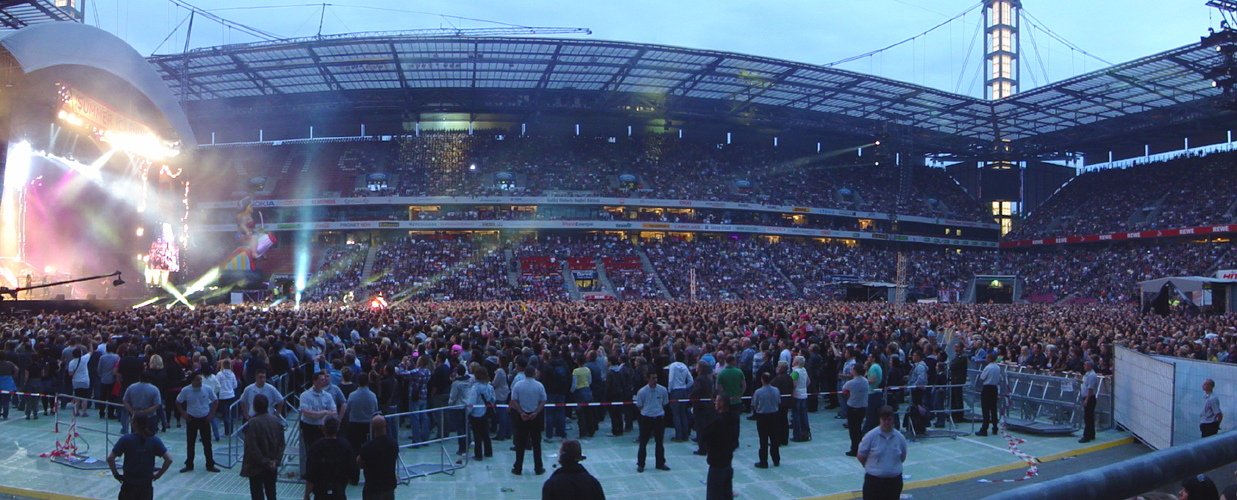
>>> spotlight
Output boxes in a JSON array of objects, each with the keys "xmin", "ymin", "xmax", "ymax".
[
  {"xmin": 874, "ymin": 140, "xmax": 881, "ymax": 146},
  {"xmin": 136, "ymin": 227, "xmax": 145, "ymax": 237},
  {"xmin": 112, "ymin": 274, "xmax": 125, "ymax": 287}
]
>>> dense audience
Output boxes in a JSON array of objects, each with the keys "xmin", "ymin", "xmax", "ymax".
[
  {"xmin": 364, "ymin": 237, "xmax": 512, "ymax": 302},
  {"xmin": 193, "ymin": 134, "xmax": 994, "ymax": 223},
  {"xmin": 302, "ymin": 244, "xmax": 367, "ymax": 302},
  {"xmin": 287, "ymin": 236, "xmax": 1237, "ymax": 305},
  {"xmin": 1011, "ymin": 151, "xmax": 1237, "ymax": 240},
  {"xmin": 643, "ymin": 239, "xmax": 799, "ymax": 301},
  {"xmin": 1, "ymin": 300, "xmax": 1234, "ymax": 443}
]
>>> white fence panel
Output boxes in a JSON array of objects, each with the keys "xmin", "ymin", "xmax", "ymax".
[{"xmin": 1114, "ymin": 346, "xmax": 1175, "ymax": 450}]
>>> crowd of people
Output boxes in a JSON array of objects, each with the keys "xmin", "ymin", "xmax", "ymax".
[
  {"xmin": 1011, "ymin": 151, "xmax": 1237, "ymax": 240},
  {"xmin": 364, "ymin": 237, "xmax": 513, "ymax": 302},
  {"xmin": 292, "ymin": 234, "xmax": 1237, "ymax": 306},
  {"xmin": 303, "ymin": 245, "xmax": 368, "ymax": 303},
  {"xmin": 193, "ymin": 133, "xmax": 995, "ymax": 223},
  {"xmin": 194, "ymin": 133, "xmax": 1237, "ymax": 246},
  {"xmin": 2, "ymin": 292, "xmax": 1236, "ymax": 499},
  {"xmin": 643, "ymin": 239, "xmax": 800, "ymax": 301}
]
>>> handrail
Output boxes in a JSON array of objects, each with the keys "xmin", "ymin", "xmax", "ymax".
[{"xmin": 980, "ymin": 432, "xmax": 1237, "ymax": 500}]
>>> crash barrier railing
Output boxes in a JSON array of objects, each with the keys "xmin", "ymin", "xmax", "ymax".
[
  {"xmin": 966, "ymin": 362, "xmax": 1113, "ymax": 434},
  {"xmin": 48, "ymin": 393, "xmax": 126, "ymax": 468},
  {"xmin": 218, "ymin": 368, "xmax": 306, "ymax": 470},
  {"xmin": 380, "ymin": 405, "xmax": 471, "ymax": 483},
  {"xmin": 215, "ymin": 398, "xmax": 250, "ymax": 469},
  {"xmin": 979, "ymin": 429, "xmax": 1237, "ymax": 500}
]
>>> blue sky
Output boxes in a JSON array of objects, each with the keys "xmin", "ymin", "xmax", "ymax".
[{"xmin": 92, "ymin": 0, "xmax": 1216, "ymax": 97}]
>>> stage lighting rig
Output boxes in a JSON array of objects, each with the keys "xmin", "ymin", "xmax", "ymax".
[
  {"xmin": 1203, "ymin": 34, "xmax": 1237, "ymax": 106},
  {"xmin": 1205, "ymin": 3, "xmax": 1237, "ymax": 107},
  {"xmin": 0, "ymin": 271, "xmax": 124, "ymax": 301},
  {"xmin": 1207, "ymin": 0, "xmax": 1237, "ymax": 14}
]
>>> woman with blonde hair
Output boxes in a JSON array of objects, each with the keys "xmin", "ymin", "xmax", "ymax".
[
  {"xmin": 145, "ymin": 354, "xmax": 172, "ymax": 431},
  {"xmin": 214, "ymin": 359, "xmax": 238, "ymax": 438}
]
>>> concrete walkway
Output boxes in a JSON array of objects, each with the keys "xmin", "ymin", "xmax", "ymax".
[{"xmin": 0, "ymin": 408, "xmax": 1137, "ymax": 500}]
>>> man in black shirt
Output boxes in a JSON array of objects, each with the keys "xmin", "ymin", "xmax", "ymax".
[
  {"xmin": 305, "ymin": 416, "xmax": 357, "ymax": 500},
  {"xmin": 427, "ymin": 351, "xmax": 452, "ymax": 438},
  {"xmin": 358, "ymin": 415, "xmax": 398, "ymax": 500},
  {"xmin": 541, "ymin": 439, "xmax": 604, "ymax": 500},
  {"xmin": 702, "ymin": 395, "xmax": 740, "ymax": 500},
  {"xmin": 107, "ymin": 414, "xmax": 173, "ymax": 500},
  {"xmin": 949, "ymin": 343, "xmax": 969, "ymax": 424},
  {"xmin": 117, "ymin": 346, "xmax": 144, "ymax": 394}
]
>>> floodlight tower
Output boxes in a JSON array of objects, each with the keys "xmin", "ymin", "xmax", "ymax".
[
  {"xmin": 984, "ymin": 0, "xmax": 1021, "ymax": 100},
  {"xmin": 979, "ymin": 0, "xmax": 1022, "ymax": 235}
]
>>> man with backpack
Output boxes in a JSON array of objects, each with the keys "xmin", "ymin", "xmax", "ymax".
[
  {"xmin": 107, "ymin": 414, "xmax": 173, "ymax": 500},
  {"xmin": 606, "ymin": 355, "xmax": 633, "ymax": 437},
  {"xmin": 540, "ymin": 348, "xmax": 572, "ymax": 443}
]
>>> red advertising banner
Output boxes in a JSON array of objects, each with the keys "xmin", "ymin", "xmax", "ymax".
[{"xmin": 1000, "ymin": 224, "xmax": 1235, "ymax": 248}]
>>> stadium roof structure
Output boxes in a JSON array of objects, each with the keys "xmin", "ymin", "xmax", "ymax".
[
  {"xmin": 999, "ymin": 43, "xmax": 1224, "ymax": 152},
  {"xmin": 0, "ymin": 0, "xmax": 78, "ymax": 30},
  {"xmin": 147, "ymin": 35, "xmax": 1228, "ymax": 156}
]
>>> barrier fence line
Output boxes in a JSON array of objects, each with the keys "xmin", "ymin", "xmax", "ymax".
[
  {"xmin": 0, "ymin": 389, "xmax": 58, "ymax": 398},
  {"xmin": 467, "ymin": 383, "xmax": 974, "ymax": 409}
]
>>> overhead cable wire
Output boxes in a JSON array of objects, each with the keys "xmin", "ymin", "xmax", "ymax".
[
  {"xmin": 954, "ymin": 11, "xmax": 984, "ymax": 95},
  {"xmin": 150, "ymin": 12, "xmax": 193, "ymax": 55},
  {"xmin": 1021, "ymin": 9, "xmax": 1113, "ymax": 66},
  {"xmin": 1022, "ymin": 19, "xmax": 1051, "ymax": 90},
  {"xmin": 164, "ymin": 0, "xmax": 283, "ymax": 41},
  {"xmin": 825, "ymin": 2, "xmax": 982, "ymax": 68}
]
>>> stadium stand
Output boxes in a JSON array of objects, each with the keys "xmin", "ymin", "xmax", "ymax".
[
  {"xmin": 1011, "ymin": 151, "xmax": 1237, "ymax": 240},
  {"xmin": 194, "ymin": 134, "xmax": 994, "ymax": 223}
]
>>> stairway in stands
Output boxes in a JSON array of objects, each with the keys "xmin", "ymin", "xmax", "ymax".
[
  {"xmin": 595, "ymin": 261, "xmax": 619, "ymax": 298},
  {"xmin": 359, "ymin": 245, "xmax": 380, "ymax": 284},
  {"xmin": 767, "ymin": 258, "xmax": 801, "ymax": 298},
  {"xmin": 562, "ymin": 260, "xmax": 582, "ymax": 300},
  {"xmin": 504, "ymin": 248, "xmax": 519, "ymax": 287},
  {"xmin": 634, "ymin": 245, "xmax": 674, "ymax": 299}
]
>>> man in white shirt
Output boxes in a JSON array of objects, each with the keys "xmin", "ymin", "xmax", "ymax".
[
  {"xmin": 857, "ymin": 406, "xmax": 908, "ymax": 500},
  {"xmin": 635, "ymin": 372, "xmax": 670, "ymax": 473},
  {"xmin": 175, "ymin": 373, "xmax": 220, "ymax": 473},
  {"xmin": 298, "ymin": 371, "xmax": 336, "ymax": 478},
  {"xmin": 666, "ymin": 351, "xmax": 694, "ymax": 442},
  {"xmin": 240, "ymin": 370, "xmax": 285, "ymax": 420},
  {"xmin": 1201, "ymin": 378, "xmax": 1223, "ymax": 438},
  {"xmin": 510, "ymin": 365, "xmax": 547, "ymax": 476},
  {"xmin": 977, "ymin": 353, "xmax": 1002, "ymax": 437},
  {"xmin": 1079, "ymin": 361, "xmax": 1099, "ymax": 443}
]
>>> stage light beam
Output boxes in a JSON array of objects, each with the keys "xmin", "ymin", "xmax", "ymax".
[
  {"xmin": 131, "ymin": 297, "xmax": 159, "ymax": 309},
  {"xmin": 160, "ymin": 282, "xmax": 195, "ymax": 310}
]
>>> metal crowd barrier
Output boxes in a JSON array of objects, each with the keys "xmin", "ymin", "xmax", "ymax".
[
  {"xmin": 965, "ymin": 362, "xmax": 1114, "ymax": 435},
  {"xmin": 50, "ymin": 393, "xmax": 125, "ymax": 469},
  {"xmin": 381, "ymin": 405, "xmax": 471, "ymax": 482}
]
